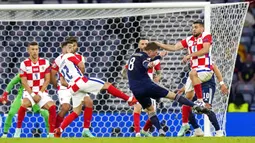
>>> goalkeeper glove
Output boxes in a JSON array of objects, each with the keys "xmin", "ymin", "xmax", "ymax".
[{"xmin": 0, "ymin": 91, "xmax": 8, "ymax": 104}]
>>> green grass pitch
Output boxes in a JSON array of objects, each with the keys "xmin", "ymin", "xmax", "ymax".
[{"xmin": 0, "ymin": 137, "xmax": 255, "ymax": 143}]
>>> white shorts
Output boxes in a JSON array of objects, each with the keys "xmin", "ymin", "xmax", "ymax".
[
  {"xmin": 185, "ymin": 70, "xmax": 213, "ymax": 93},
  {"xmin": 22, "ymin": 91, "xmax": 53, "ymax": 108},
  {"xmin": 58, "ymin": 89, "xmax": 72, "ymax": 105},
  {"xmin": 69, "ymin": 77, "xmax": 104, "ymax": 108}
]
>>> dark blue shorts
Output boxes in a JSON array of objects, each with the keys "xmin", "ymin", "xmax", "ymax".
[
  {"xmin": 131, "ymin": 82, "xmax": 168, "ymax": 109},
  {"xmin": 193, "ymin": 84, "xmax": 215, "ymax": 105}
]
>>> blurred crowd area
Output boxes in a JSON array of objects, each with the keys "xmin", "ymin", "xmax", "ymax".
[{"xmin": 0, "ymin": 0, "xmax": 254, "ymax": 113}]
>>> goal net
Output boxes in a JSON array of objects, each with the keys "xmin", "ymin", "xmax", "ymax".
[{"xmin": 0, "ymin": 2, "xmax": 248, "ymax": 137}]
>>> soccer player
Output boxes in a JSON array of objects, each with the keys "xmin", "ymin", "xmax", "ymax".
[
  {"xmin": 127, "ymin": 42, "xmax": 210, "ymax": 136},
  {"xmin": 64, "ymin": 37, "xmax": 136, "ymax": 105},
  {"xmin": 13, "ymin": 42, "xmax": 57, "ymax": 137},
  {"xmin": 155, "ymin": 20, "xmax": 214, "ymax": 106},
  {"xmin": 0, "ymin": 74, "xmax": 49, "ymax": 138},
  {"xmin": 54, "ymin": 42, "xmax": 137, "ymax": 137},
  {"xmin": 51, "ymin": 41, "xmax": 94, "ymax": 137},
  {"xmin": 177, "ymin": 63, "xmax": 228, "ymax": 137},
  {"xmin": 122, "ymin": 39, "xmax": 166, "ymax": 137}
]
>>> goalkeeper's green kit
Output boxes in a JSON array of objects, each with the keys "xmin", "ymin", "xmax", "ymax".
[{"xmin": 2, "ymin": 74, "xmax": 49, "ymax": 134}]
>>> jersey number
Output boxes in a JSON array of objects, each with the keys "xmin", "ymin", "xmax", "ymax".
[
  {"xmin": 128, "ymin": 57, "xmax": 136, "ymax": 71},
  {"xmin": 61, "ymin": 65, "xmax": 73, "ymax": 81}
]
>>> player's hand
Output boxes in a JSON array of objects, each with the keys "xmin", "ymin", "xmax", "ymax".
[
  {"xmin": 220, "ymin": 84, "xmax": 228, "ymax": 95},
  {"xmin": 148, "ymin": 62, "xmax": 155, "ymax": 68},
  {"xmin": 182, "ymin": 55, "xmax": 191, "ymax": 63},
  {"xmin": 153, "ymin": 76, "xmax": 160, "ymax": 83},
  {"xmin": 33, "ymin": 94, "xmax": 41, "ymax": 103},
  {"xmin": 159, "ymin": 51, "xmax": 167, "ymax": 58},
  {"xmin": 0, "ymin": 91, "xmax": 9, "ymax": 104}
]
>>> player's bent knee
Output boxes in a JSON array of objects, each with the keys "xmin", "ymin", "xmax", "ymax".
[
  {"xmin": 165, "ymin": 91, "xmax": 176, "ymax": 100},
  {"xmin": 185, "ymin": 91, "xmax": 194, "ymax": 100},
  {"xmin": 134, "ymin": 104, "xmax": 142, "ymax": 113},
  {"xmin": 102, "ymin": 82, "xmax": 111, "ymax": 90},
  {"xmin": 61, "ymin": 103, "xmax": 70, "ymax": 112},
  {"xmin": 84, "ymin": 96, "xmax": 93, "ymax": 108},
  {"xmin": 22, "ymin": 98, "xmax": 32, "ymax": 108},
  {"xmin": 189, "ymin": 69, "xmax": 198, "ymax": 78},
  {"xmin": 146, "ymin": 105, "xmax": 155, "ymax": 113},
  {"xmin": 73, "ymin": 104, "xmax": 82, "ymax": 115}
]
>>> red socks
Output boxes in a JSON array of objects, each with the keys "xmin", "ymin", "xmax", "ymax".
[
  {"xmin": 182, "ymin": 105, "xmax": 192, "ymax": 124},
  {"xmin": 84, "ymin": 107, "xmax": 93, "ymax": 128},
  {"xmin": 48, "ymin": 105, "xmax": 57, "ymax": 133},
  {"xmin": 60, "ymin": 112, "xmax": 78, "ymax": 130},
  {"xmin": 133, "ymin": 113, "xmax": 140, "ymax": 133},
  {"xmin": 194, "ymin": 84, "xmax": 203, "ymax": 99},
  {"xmin": 17, "ymin": 106, "xmax": 27, "ymax": 128},
  {"xmin": 107, "ymin": 85, "xmax": 129, "ymax": 101},
  {"xmin": 143, "ymin": 119, "xmax": 152, "ymax": 132},
  {"xmin": 55, "ymin": 115, "xmax": 64, "ymax": 128}
]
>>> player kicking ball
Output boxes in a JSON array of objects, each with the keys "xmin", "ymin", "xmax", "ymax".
[
  {"xmin": 127, "ymin": 42, "xmax": 210, "ymax": 136},
  {"xmin": 54, "ymin": 42, "xmax": 137, "ymax": 137}
]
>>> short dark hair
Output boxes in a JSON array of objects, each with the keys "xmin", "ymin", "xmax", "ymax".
[
  {"xmin": 144, "ymin": 42, "xmax": 159, "ymax": 51},
  {"xmin": 28, "ymin": 42, "xmax": 38, "ymax": 47},
  {"xmin": 65, "ymin": 36, "xmax": 78, "ymax": 43},
  {"xmin": 61, "ymin": 41, "xmax": 74, "ymax": 48},
  {"xmin": 193, "ymin": 20, "xmax": 204, "ymax": 27},
  {"xmin": 61, "ymin": 41, "xmax": 68, "ymax": 48}
]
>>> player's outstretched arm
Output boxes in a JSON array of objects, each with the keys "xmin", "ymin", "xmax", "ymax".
[
  {"xmin": 77, "ymin": 61, "xmax": 85, "ymax": 74},
  {"xmin": 154, "ymin": 41, "xmax": 184, "ymax": 51},
  {"xmin": 213, "ymin": 63, "xmax": 228, "ymax": 95},
  {"xmin": 5, "ymin": 74, "xmax": 21, "ymax": 93},
  {"xmin": 0, "ymin": 74, "xmax": 21, "ymax": 103}
]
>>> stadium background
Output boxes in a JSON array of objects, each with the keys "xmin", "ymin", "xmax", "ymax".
[{"xmin": 0, "ymin": 0, "xmax": 254, "ymax": 137}]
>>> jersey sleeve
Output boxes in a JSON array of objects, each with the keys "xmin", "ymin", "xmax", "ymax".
[
  {"xmin": 154, "ymin": 61, "xmax": 161, "ymax": 71},
  {"xmin": 142, "ymin": 54, "xmax": 150, "ymax": 69},
  {"xmin": 181, "ymin": 38, "xmax": 188, "ymax": 48},
  {"xmin": 45, "ymin": 60, "xmax": 51, "ymax": 74},
  {"xmin": 81, "ymin": 56, "xmax": 86, "ymax": 63},
  {"xmin": 19, "ymin": 62, "xmax": 27, "ymax": 77},
  {"xmin": 68, "ymin": 56, "xmax": 81, "ymax": 66},
  {"xmin": 51, "ymin": 60, "xmax": 59, "ymax": 71},
  {"xmin": 203, "ymin": 34, "xmax": 212, "ymax": 44},
  {"xmin": 5, "ymin": 74, "xmax": 21, "ymax": 93}
]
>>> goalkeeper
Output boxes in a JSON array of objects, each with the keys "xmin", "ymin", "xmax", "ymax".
[{"xmin": 0, "ymin": 74, "xmax": 49, "ymax": 138}]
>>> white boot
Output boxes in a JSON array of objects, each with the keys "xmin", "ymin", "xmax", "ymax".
[
  {"xmin": 1, "ymin": 133, "xmax": 7, "ymax": 138},
  {"xmin": 14, "ymin": 128, "xmax": 21, "ymax": 138},
  {"xmin": 215, "ymin": 130, "xmax": 224, "ymax": 137},
  {"xmin": 135, "ymin": 133, "xmax": 141, "ymax": 137},
  {"xmin": 192, "ymin": 128, "xmax": 204, "ymax": 137}
]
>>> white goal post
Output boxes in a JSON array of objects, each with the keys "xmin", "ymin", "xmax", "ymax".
[{"xmin": 0, "ymin": 2, "xmax": 248, "ymax": 137}]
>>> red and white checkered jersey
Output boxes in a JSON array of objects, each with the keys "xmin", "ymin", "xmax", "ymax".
[
  {"xmin": 19, "ymin": 58, "xmax": 50, "ymax": 93},
  {"xmin": 125, "ymin": 59, "xmax": 161, "ymax": 80},
  {"xmin": 52, "ymin": 53, "xmax": 85, "ymax": 90},
  {"xmin": 59, "ymin": 53, "xmax": 84, "ymax": 84},
  {"xmin": 181, "ymin": 32, "xmax": 213, "ymax": 71}
]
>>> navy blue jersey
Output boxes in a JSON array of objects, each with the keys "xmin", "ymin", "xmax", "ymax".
[{"xmin": 127, "ymin": 52, "xmax": 152, "ymax": 91}]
